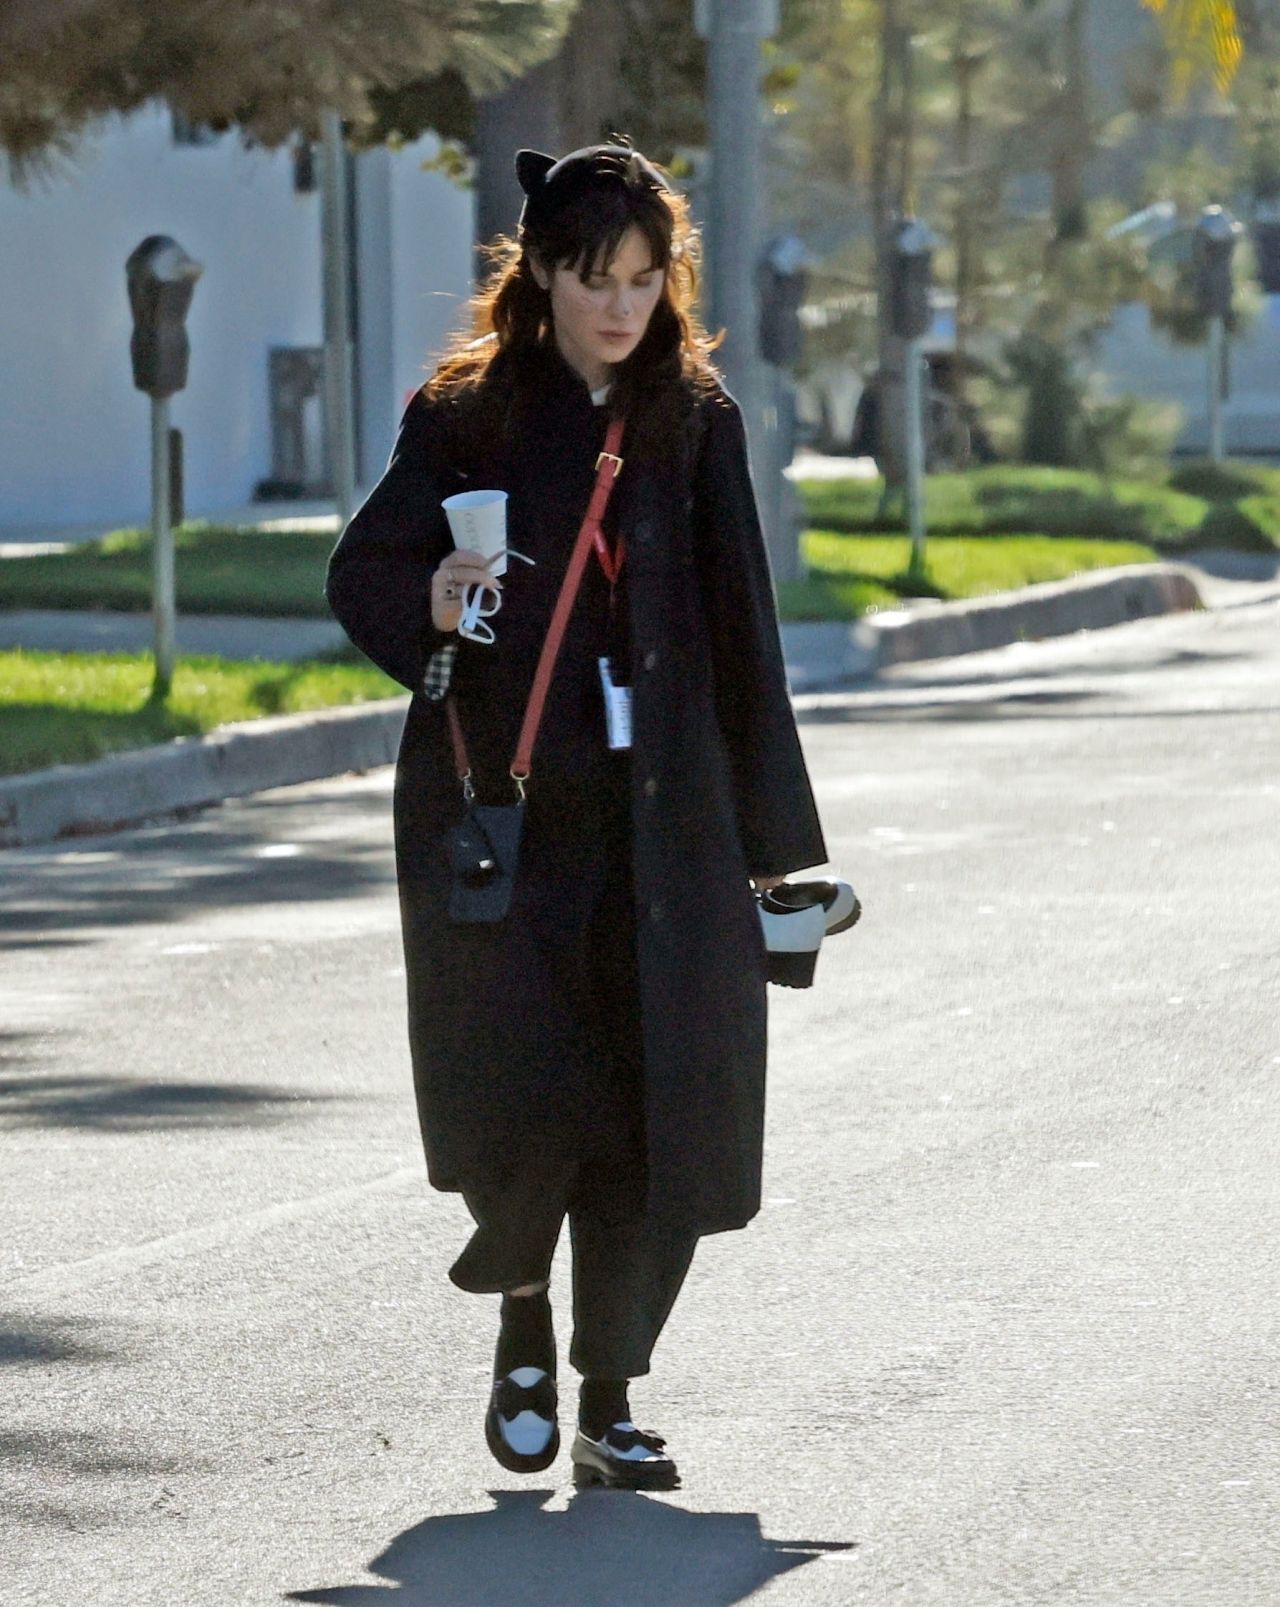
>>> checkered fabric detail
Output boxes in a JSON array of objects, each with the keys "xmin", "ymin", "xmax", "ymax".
[{"xmin": 423, "ymin": 641, "xmax": 458, "ymax": 701}]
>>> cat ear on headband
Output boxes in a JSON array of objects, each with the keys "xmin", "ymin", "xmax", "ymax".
[{"xmin": 515, "ymin": 149, "xmax": 556, "ymax": 196}]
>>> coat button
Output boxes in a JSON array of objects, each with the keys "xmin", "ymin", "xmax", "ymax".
[
  {"xmin": 634, "ymin": 518, "xmax": 654, "ymax": 544},
  {"xmin": 643, "ymin": 649, "xmax": 658, "ymax": 672},
  {"xmin": 643, "ymin": 776, "xmax": 658, "ymax": 798},
  {"xmin": 649, "ymin": 900, "xmax": 665, "ymax": 923}
]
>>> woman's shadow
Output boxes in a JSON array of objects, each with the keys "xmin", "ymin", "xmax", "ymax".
[{"xmin": 288, "ymin": 1487, "xmax": 855, "ymax": 1606}]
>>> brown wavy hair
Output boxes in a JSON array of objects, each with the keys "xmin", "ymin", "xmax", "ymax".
[{"xmin": 423, "ymin": 139, "xmax": 723, "ymax": 462}]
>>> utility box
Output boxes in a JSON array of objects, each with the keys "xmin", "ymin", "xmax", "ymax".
[{"xmin": 258, "ymin": 346, "xmax": 332, "ymax": 498}]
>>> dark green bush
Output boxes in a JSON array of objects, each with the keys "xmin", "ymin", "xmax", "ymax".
[
  {"xmin": 1167, "ymin": 459, "xmax": 1273, "ymax": 500},
  {"xmin": 1195, "ymin": 499, "xmax": 1280, "ymax": 553}
]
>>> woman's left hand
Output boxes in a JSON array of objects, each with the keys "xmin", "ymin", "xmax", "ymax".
[{"xmin": 751, "ymin": 875, "xmax": 787, "ymax": 892}]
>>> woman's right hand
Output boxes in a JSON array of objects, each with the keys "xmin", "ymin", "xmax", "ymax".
[{"xmin": 430, "ymin": 549, "xmax": 502, "ymax": 633}]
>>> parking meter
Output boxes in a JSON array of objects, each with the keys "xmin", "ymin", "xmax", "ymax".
[
  {"xmin": 125, "ymin": 235, "xmax": 203, "ymax": 398},
  {"xmin": 889, "ymin": 218, "xmax": 935, "ymax": 340},
  {"xmin": 1192, "ymin": 206, "xmax": 1240, "ymax": 320},
  {"xmin": 125, "ymin": 234, "xmax": 202, "ymax": 697},
  {"xmin": 757, "ymin": 234, "xmax": 809, "ymax": 369}
]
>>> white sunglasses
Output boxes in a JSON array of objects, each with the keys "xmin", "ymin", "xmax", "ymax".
[{"xmin": 457, "ymin": 548, "xmax": 535, "ymax": 645}]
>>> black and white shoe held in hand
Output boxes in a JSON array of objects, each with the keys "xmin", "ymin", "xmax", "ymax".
[
  {"xmin": 485, "ymin": 1367, "xmax": 560, "ymax": 1474},
  {"xmin": 757, "ymin": 877, "xmax": 861, "ymax": 989},
  {"xmin": 570, "ymin": 1421, "xmax": 680, "ymax": 1490}
]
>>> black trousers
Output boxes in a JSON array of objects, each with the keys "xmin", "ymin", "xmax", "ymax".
[
  {"xmin": 452, "ymin": 1178, "xmax": 698, "ymax": 1379},
  {"xmin": 447, "ymin": 765, "xmax": 696, "ymax": 1378}
]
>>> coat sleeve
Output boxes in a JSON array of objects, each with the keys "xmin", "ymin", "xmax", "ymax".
[
  {"xmin": 325, "ymin": 391, "xmax": 453, "ymax": 692},
  {"xmin": 691, "ymin": 390, "xmax": 828, "ymax": 878}
]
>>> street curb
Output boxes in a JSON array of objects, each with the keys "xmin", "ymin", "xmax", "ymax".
[
  {"xmin": 784, "ymin": 561, "xmax": 1204, "ymax": 690},
  {"xmin": 0, "ymin": 698, "xmax": 408, "ymax": 850},
  {"xmin": 0, "ymin": 563, "xmax": 1204, "ymax": 848}
]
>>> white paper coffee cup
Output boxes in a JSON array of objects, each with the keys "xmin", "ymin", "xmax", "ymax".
[{"xmin": 441, "ymin": 489, "xmax": 509, "ymax": 576}]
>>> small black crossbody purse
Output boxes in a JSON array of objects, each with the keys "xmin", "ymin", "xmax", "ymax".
[{"xmin": 443, "ymin": 416, "xmax": 627, "ymax": 923}]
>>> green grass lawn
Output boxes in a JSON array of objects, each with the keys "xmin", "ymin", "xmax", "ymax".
[
  {"xmin": 0, "ymin": 522, "xmax": 333, "ymax": 617},
  {"xmin": 3, "ymin": 461, "xmax": 1238, "ymax": 779},
  {"xmin": 0, "ymin": 649, "xmax": 400, "ymax": 777},
  {"xmin": 1, "ymin": 500, "xmax": 1172, "ymax": 626},
  {"xmin": 2, "ymin": 529, "xmax": 1158, "ymax": 776},
  {"xmin": 778, "ymin": 531, "xmax": 1158, "ymax": 620},
  {"xmin": 794, "ymin": 462, "xmax": 1280, "ymax": 552}
]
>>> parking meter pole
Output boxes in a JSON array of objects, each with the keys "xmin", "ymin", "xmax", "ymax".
[
  {"xmin": 125, "ymin": 234, "xmax": 201, "ymax": 701},
  {"xmin": 1193, "ymin": 206, "xmax": 1239, "ymax": 465},
  {"xmin": 1207, "ymin": 314, "xmax": 1225, "ymax": 463},
  {"xmin": 321, "ymin": 109, "xmax": 357, "ymax": 529},
  {"xmin": 904, "ymin": 341, "xmax": 926, "ymax": 573},
  {"xmin": 150, "ymin": 397, "xmax": 176, "ymax": 693}
]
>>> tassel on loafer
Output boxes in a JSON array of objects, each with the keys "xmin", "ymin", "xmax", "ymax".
[
  {"xmin": 757, "ymin": 877, "xmax": 861, "ymax": 988},
  {"xmin": 570, "ymin": 1421, "xmax": 680, "ymax": 1490},
  {"xmin": 485, "ymin": 1367, "xmax": 560, "ymax": 1473}
]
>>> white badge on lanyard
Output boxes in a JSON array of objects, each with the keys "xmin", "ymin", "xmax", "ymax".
[{"xmin": 598, "ymin": 657, "xmax": 633, "ymax": 750}]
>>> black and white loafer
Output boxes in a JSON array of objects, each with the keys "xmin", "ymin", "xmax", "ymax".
[
  {"xmin": 757, "ymin": 878, "xmax": 861, "ymax": 988},
  {"xmin": 485, "ymin": 1367, "xmax": 560, "ymax": 1474},
  {"xmin": 570, "ymin": 1421, "xmax": 680, "ymax": 1491}
]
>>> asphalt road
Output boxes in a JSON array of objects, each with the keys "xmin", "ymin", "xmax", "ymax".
[{"xmin": 2, "ymin": 594, "xmax": 1278, "ymax": 1606}]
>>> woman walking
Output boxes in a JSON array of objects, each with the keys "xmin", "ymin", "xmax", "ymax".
[{"xmin": 326, "ymin": 141, "xmax": 827, "ymax": 1490}]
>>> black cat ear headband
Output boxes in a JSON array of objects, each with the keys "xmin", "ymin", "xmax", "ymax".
[{"xmin": 515, "ymin": 143, "xmax": 670, "ymax": 233}]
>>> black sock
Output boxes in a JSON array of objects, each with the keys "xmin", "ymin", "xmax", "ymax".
[
  {"xmin": 495, "ymin": 1289, "xmax": 555, "ymax": 1381},
  {"xmin": 579, "ymin": 1377, "xmax": 630, "ymax": 1438}
]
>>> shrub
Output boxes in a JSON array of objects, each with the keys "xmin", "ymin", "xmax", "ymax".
[
  {"xmin": 1195, "ymin": 498, "xmax": 1280, "ymax": 553},
  {"xmin": 1167, "ymin": 459, "xmax": 1275, "ymax": 500}
]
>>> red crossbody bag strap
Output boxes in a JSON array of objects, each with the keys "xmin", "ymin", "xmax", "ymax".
[{"xmin": 447, "ymin": 416, "xmax": 626, "ymax": 799}]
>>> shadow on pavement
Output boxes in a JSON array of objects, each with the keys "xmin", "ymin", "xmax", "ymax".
[
  {"xmin": 0, "ymin": 1315, "xmax": 117, "ymax": 1367},
  {"xmin": 0, "ymin": 1070, "xmax": 343, "ymax": 1131},
  {"xmin": 0, "ymin": 1425, "xmax": 203, "ymax": 1530},
  {"xmin": 795, "ymin": 643, "xmax": 1264, "ymax": 726},
  {"xmin": 0, "ymin": 807, "xmax": 394, "ymax": 954},
  {"xmin": 288, "ymin": 1488, "xmax": 855, "ymax": 1606},
  {"xmin": 793, "ymin": 642, "xmax": 1254, "ymax": 723}
]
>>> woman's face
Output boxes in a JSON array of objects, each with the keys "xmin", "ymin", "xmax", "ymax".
[{"xmin": 531, "ymin": 224, "xmax": 666, "ymax": 386}]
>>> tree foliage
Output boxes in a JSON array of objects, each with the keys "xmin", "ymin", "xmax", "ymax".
[
  {"xmin": 365, "ymin": 0, "xmax": 707, "ymax": 172},
  {"xmin": 0, "ymin": 0, "xmax": 577, "ymax": 181}
]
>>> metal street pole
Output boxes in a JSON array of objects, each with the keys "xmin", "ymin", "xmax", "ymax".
[
  {"xmin": 321, "ymin": 109, "xmax": 357, "ymax": 528},
  {"xmin": 697, "ymin": 0, "xmax": 798, "ymax": 582},
  {"xmin": 888, "ymin": 217, "xmax": 936, "ymax": 580},
  {"xmin": 1206, "ymin": 315, "xmax": 1225, "ymax": 464},
  {"xmin": 904, "ymin": 341, "xmax": 926, "ymax": 569},
  {"xmin": 150, "ymin": 396, "xmax": 176, "ymax": 691}
]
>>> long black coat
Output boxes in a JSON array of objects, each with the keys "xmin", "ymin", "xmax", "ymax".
[{"xmin": 326, "ymin": 343, "xmax": 827, "ymax": 1237}]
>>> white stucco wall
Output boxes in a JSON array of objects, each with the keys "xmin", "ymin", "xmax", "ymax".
[
  {"xmin": 0, "ymin": 106, "xmax": 321, "ymax": 528},
  {"xmin": 387, "ymin": 149, "xmax": 477, "ymax": 433},
  {"xmin": 1096, "ymin": 298, "xmax": 1280, "ymax": 454},
  {"xmin": 358, "ymin": 143, "xmax": 475, "ymax": 480},
  {"xmin": 0, "ymin": 108, "xmax": 474, "ymax": 530}
]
